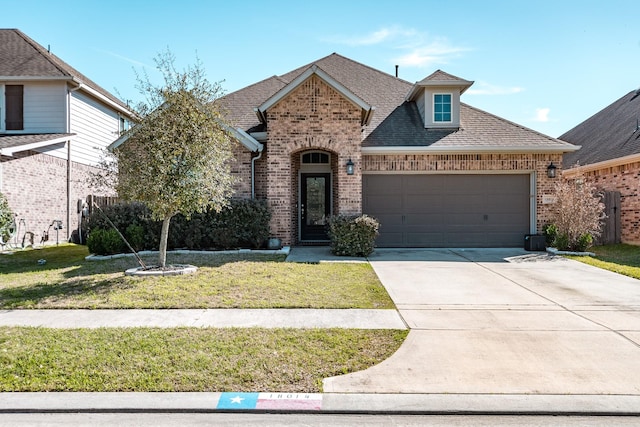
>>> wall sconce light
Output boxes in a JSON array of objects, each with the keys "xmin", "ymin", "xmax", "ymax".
[
  {"xmin": 546, "ymin": 162, "xmax": 557, "ymax": 179},
  {"xmin": 346, "ymin": 158, "xmax": 355, "ymax": 175}
]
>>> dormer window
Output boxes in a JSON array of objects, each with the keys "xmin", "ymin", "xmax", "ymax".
[{"xmin": 433, "ymin": 94, "xmax": 452, "ymax": 123}]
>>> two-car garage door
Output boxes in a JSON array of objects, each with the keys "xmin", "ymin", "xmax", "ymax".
[{"xmin": 363, "ymin": 174, "xmax": 531, "ymax": 248}]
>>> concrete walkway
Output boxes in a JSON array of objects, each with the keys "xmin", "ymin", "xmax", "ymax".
[
  {"xmin": 0, "ymin": 308, "xmax": 405, "ymax": 329},
  {"xmin": 324, "ymin": 248, "xmax": 640, "ymax": 397}
]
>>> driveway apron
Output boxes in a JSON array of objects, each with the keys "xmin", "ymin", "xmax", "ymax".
[{"xmin": 323, "ymin": 248, "xmax": 640, "ymax": 394}]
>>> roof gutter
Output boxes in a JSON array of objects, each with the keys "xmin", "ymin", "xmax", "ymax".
[
  {"xmin": 362, "ymin": 144, "xmax": 581, "ymax": 155},
  {"xmin": 563, "ymin": 152, "xmax": 640, "ymax": 177}
]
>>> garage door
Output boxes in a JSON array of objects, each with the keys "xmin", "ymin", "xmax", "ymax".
[{"xmin": 363, "ymin": 174, "xmax": 531, "ymax": 247}]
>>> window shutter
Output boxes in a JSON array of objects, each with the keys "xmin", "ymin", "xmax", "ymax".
[{"xmin": 5, "ymin": 85, "xmax": 24, "ymax": 130}]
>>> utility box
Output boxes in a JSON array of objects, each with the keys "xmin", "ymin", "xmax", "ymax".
[{"xmin": 524, "ymin": 234, "xmax": 546, "ymax": 251}]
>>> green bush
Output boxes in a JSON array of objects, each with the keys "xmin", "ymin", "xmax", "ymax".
[
  {"xmin": 543, "ymin": 223, "xmax": 558, "ymax": 247},
  {"xmin": 328, "ymin": 214, "xmax": 379, "ymax": 257},
  {"xmin": 84, "ymin": 198, "xmax": 271, "ymax": 251},
  {"xmin": 125, "ymin": 224, "xmax": 145, "ymax": 252},
  {"xmin": 576, "ymin": 233, "xmax": 593, "ymax": 252},
  {"xmin": 0, "ymin": 193, "xmax": 14, "ymax": 244},
  {"xmin": 87, "ymin": 228, "xmax": 126, "ymax": 255}
]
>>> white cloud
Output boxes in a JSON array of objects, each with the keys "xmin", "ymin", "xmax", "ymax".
[
  {"xmin": 322, "ymin": 26, "xmax": 469, "ymax": 68},
  {"xmin": 533, "ymin": 108, "xmax": 551, "ymax": 122},
  {"xmin": 324, "ymin": 26, "xmax": 419, "ymax": 46},
  {"xmin": 95, "ymin": 48, "xmax": 150, "ymax": 68},
  {"xmin": 393, "ymin": 39, "xmax": 469, "ymax": 67},
  {"xmin": 466, "ymin": 81, "xmax": 525, "ymax": 95}
]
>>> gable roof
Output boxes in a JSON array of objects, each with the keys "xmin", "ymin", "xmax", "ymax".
[
  {"xmin": 221, "ymin": 53, "xmax": 576, "ymax": 153},
  {"xmin": 406, "ymin": 69, "xmax": 474, "ymax": 101},
  {"xmin": 255, "ymin": 64, "xmax": 374, "ymax": 126},
  {"xmin": 221, "ymin": 53, "xmax": 411, "ymax": 137},
  {"xmin": 561, "ymin": 88, "xmax": 640, "ymax": 168},
  {"xmin": 0, "ymin": 29, "xmax": 133, "ymax": 117}
]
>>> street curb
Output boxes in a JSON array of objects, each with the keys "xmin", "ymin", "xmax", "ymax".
[{"xmin": 2, "ymin": 392, "xmax": 640, "ymax": 415}]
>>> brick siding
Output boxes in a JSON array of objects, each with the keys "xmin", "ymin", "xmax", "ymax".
[
  {"xmin": 579, "ymin": 161, "xmax": 640, "ymax": 244},
  {"xmin": 261, "ymin": 75, "xmax": 363, "ymax": 245},
  {"xmin": 1, "ymin": 149, "xmax": 109, "ymax": 245}
]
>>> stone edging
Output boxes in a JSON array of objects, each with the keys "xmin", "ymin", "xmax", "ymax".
[
  {"xmin": 86, "ymin": 246, "xmax": 291, "ymax": 261},
  {"xmin": 546, "ymin": 247, "xmax": 595, "ymax": 257}
]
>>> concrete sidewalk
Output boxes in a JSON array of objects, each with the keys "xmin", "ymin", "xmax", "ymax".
[{"xmin": 0, "ymin": 308, "xmax": 405, "ymax": 329}]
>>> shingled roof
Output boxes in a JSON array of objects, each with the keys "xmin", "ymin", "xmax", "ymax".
[
  {"xmin": 221, "ymin": 53, "xmax": 411, "ymax": 137},
  {"xmin": 561, "ymin": 88, "xmax": 640, "ymax": 167},
  {"xmin": 222, "ymin": 53, "xmax": 576, "ymax": 152},
  {"xmin": 0, "ymin": 29, "xmax": 130, "ymax": 113}
]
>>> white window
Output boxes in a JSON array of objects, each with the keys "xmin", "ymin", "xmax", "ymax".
[{"xmin": 433, "ymin": 93, "xmax": 452, "ymax": 123}]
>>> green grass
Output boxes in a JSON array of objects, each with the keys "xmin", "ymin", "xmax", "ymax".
[
  {"xmin": 0, "ymin": 327, "xmax": 408, "ymax": 392},
  {"xmin": 566, "ymin": 244, "xmax": 640, "ymax": 280},
  {"xmin": 0, "ymin": 245, "xmax": 393, "ymax": 309}
]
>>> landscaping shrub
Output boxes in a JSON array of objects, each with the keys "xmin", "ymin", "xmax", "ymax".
[
  {"xmin": 86, "ymin": 228, "xmax": 126, "ymax": 255},
  {"xmin": 0, "ymin": 192, "xmax": 14, "ymax": 244},
  {"xmin": 546, "ymin": 174, "xmax": 605, "ymax": 251},
  {"xmin": 328, "ymin": 214, "xmax": 379, "ymax": 257},
  {"xmin": 84, "ymin": 198, "xmax": 271, "ymax": 252}
]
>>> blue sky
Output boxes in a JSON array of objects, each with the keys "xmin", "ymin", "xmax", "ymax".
[{"xmin": 4, "ymin": 0, "xmax": 640, "ymax": 137}]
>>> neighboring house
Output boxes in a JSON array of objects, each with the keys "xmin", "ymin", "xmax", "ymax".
[
  {"xmin": 0, "ymin": 29, "xmax": 135, "ymax": 244},
  {"xmin": 560, "ymin": 88, "xmax": 640, "ymax": 245},
  {"xmin": 220, "ymin": 53, "xmax": 577, "ymax": 247}
]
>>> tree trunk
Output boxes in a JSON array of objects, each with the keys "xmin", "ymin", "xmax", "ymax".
[{"xmin": 158, "ymin": 215, "xmax": 173, "ymax": 268}]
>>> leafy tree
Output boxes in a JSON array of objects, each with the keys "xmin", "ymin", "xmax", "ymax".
[
  {"xmin": 547, "ymin": 173, "xmax": 605, "ymax": 251},
  {"xmin": 103, "ymin": 51, "xmax": 235, "ymax": 267},
  {"xmin": 0, "ymin": 192, "xmax": 14, "ymax": 244}
]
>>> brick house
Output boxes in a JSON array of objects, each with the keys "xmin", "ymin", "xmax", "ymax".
[
  {"xmin": 560, "ymin": 88, "xmax": 640, "ymax": 245},
  {"xmin": 0, "ymin": 29, "xmax": 135, "ymax": 244},
  {"xmin": 221, "ymin": 54, "xmax": 577, "ymax": 248}
]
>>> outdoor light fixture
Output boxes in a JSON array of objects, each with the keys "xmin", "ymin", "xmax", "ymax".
[
  {"xmin": 547, "ymin": 162, "xmax": 557, "ymax": 179},
  {"xmin": 346, "ymin": 158, "xmax": 355, "ymax": 175}
]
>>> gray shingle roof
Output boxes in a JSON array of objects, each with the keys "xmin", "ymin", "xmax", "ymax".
[
  {"xmin": 222, "ymin": 53, "xmax": 411, "ymax": 137},
  {"xmin": 561, "ymin": 89, "xmax": 640, "ymax": 167},
  {"xmin": 0, "ymin": 29, "xmax": 130, "ymax": 112},
  {"xmin": 364, "ymin": 102, "xmax": 573, "ymax": 150},
  {"xmin": 222, "ymin": 53, "xmax": 574, "ymax": 152},
  {"xmin": 0, "ymin": 133, "xmax": 74, "ymax": 156}
]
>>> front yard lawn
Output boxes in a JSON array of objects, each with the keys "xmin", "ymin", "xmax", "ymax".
[
  {"xmin": 0, "ymin": 245, "xmax": 393, "ymax": 309},
  {"xmin": 566, "ymin": 244, "xmax": 640, "ymax": 280},
  {"xmin": 0, "ymin": 327, "xmax": 407, "ymax": 392}
]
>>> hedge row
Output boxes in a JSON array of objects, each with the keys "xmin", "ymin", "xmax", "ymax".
[{"xmin": 84, "ymin": 199, "xmax": 271, "ymax": 255}]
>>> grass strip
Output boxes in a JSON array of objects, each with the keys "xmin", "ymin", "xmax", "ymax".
[
  {"xmin": 0, "ymin": 327, "xmax": 407, "ymax": 392},
  {"xmin": 566, "ymin": 244, "xmax": 640, "ymax": 280},
  {"xmin": 0, "ymin": 245, "xmax": 393, "ymax": 309}
]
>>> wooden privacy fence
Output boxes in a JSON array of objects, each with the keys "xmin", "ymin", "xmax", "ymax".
[
  {"xmin": 86, "ymin": 195, "xmax": 120, "ymax": 214},
  {"xmin": 598, "ymin": 191, "xmax": 621, "ymax": 245}
]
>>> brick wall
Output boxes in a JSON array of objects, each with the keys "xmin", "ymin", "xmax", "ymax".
[
  {"xmin": 265, "ymin": 75, "xmax": 363, "ymax": 245},
  {"xmin": 362, "ymin": 152, "xmax": 562, "ymax": 233},
  {"xmin": 1, "ymin": 150, "xmax": 109, "ymax": 245},
  {"xmin": 580, "ymin": 161, "xmax": 640, "ymax": 244},
  {"xmin": 230, "ymin": 141, "xmax": 254, "ymax": 199}
]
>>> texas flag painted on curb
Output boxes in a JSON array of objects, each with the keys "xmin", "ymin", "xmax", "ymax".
[{"xmin": 217, "ymin": 392, "xmax": 322, "ymax": 410}]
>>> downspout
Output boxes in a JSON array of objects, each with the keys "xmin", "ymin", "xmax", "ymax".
[
  {"xmin": 66, "ymin": 80, "xmax": 82, "ymax": 241},
  {"xmin": 251, "ymin": 149, "xmax": 263, "ymax": 199}
]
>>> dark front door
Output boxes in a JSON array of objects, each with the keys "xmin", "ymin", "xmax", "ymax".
[{"xmin": 301, "ymin": 173, "xmax": 331, "ymax": 241}]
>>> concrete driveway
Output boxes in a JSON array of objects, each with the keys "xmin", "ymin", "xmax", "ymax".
[{"xmin": 324, "ymin": 248, "xmax": 640, "ymax": 395}]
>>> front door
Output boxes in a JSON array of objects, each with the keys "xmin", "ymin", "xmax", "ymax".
[{"xmin": 301, "ymin": 173, "xmax": 331, "ymax": 241}]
